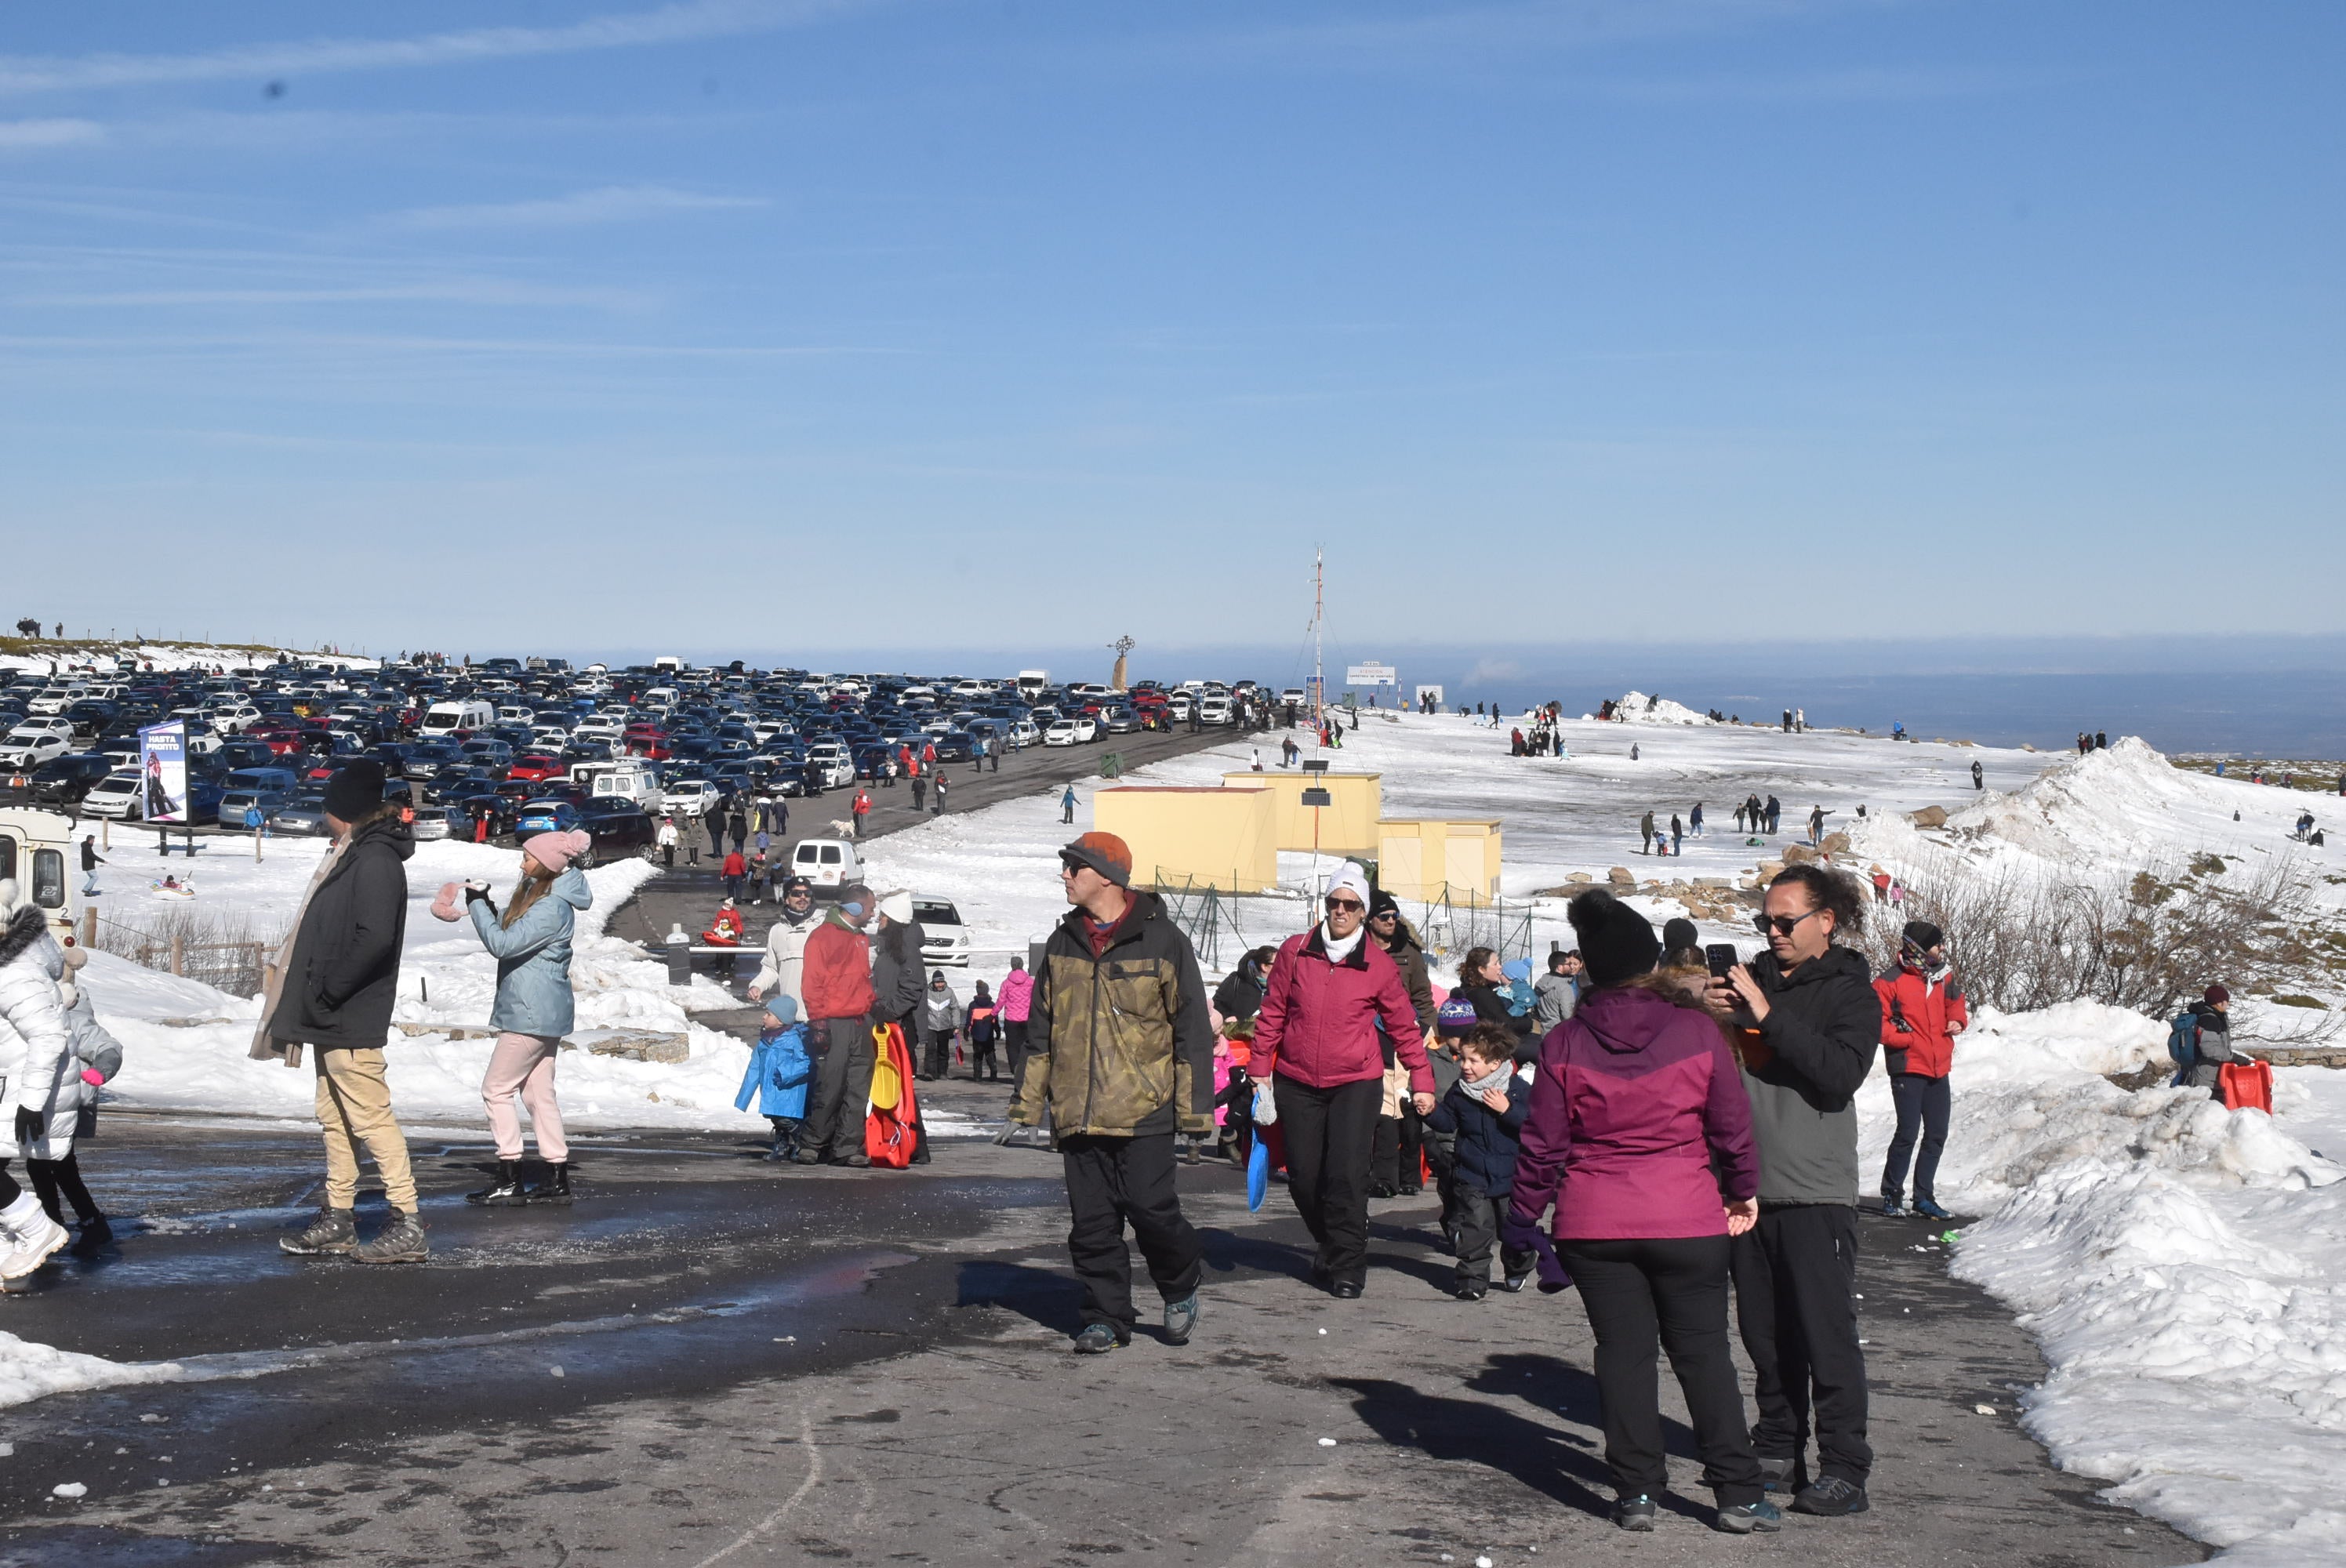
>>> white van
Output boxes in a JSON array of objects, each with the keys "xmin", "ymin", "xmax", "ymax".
[
  {"xmin": 1017, "ymin": 670, "xmax": 1050, "ymax": 699},
  {"xmin": 790, "ymin": 837, "xmax": 865, "ymax": 891},
  {"xmin": 588, "ymin": 764, "xmax": 661, "ymax": 809},
  {"xmin": 420, "ymin": 699, "xmax": 495, "ymax": 737}
]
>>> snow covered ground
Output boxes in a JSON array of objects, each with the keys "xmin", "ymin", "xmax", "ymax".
[{"xmin": 34, "ymin": 705, "xmax": 2346, "ymax": 1563}]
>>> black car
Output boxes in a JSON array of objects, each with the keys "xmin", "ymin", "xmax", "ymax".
[
  {"xmin": 579, "ymin": 802, "xmax": 654, "ymax": 860},
  {"xmin": 17, "ymin": 752, "xmax": 115, "ymax": 807},
  {"xmin": 932, "ymin": 731, "xmax": 976, "ymax": 763}
]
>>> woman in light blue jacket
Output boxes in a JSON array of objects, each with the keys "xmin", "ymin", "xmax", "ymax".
[{"xmin": 432, "ymin": 829, "xmax": 593, "ymax": 1207}]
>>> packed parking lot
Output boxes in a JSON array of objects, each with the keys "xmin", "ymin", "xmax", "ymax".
[{"xmin": 0, "ymin": 652, "xmax": 1293, "ymax": 866}]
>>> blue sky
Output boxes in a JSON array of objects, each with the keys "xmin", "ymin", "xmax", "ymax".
[{"xmin": 3, "ymin": 1, "xmax": 2340, "ymax": 657}]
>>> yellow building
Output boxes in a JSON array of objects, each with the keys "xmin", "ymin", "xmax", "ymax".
[
  {"xmin": 1222, "ymin": 771, "xmax": 1382, "ymax": 855},
  {"xmin": 1095, "ymin": 785, "xmax": 1278, "ymax": 893},
  {"xmin": 1376, "ymin": 818, "xmax": 1504, "ymax": 905}
]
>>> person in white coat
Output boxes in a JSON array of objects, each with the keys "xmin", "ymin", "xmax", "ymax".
[
  {"xmin": 0, "ymin": 881, "xmax": 74, "ymax": 1282},
  {"xmin": 747, "ymin": 876, "xmax": 821, "ymax": 1011},
  {"xmin": 23, "ymin": 944, "xmax": 122, "ymax": 1247}
]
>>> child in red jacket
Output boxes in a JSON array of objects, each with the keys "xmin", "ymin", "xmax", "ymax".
[{"xmin": 1874, "ymin": 919, "xmax": 1966, "ymax": 1220}]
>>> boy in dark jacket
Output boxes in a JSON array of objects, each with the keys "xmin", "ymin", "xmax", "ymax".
[{"xmin": 1425, "ymin": 1024, "xmax": 1534, "ymax": 1300}]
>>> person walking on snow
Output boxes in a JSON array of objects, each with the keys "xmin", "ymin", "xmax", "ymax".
[
  {"xmin": 997, "ymin": 956, "xmax": 1034, "ymax": 1089},
  {"xmin": 1671, "ymin": 815, "xmax": 1685, "ymax": 855},
  {"xmin": 852, "ymin": 789, "xmax": 871, "ymax": 838},
  {"xmin": 1062, "ymin": 784, "xmax": 1078, "ymax": 825},
  {"xmin": 1002, "ymin": 832, "xmax": 1212, "ymax": 1352},
  {"xmin": 1874, "ymin": 920, "xmax": 1964, "ymax": 1219},
  {"xmin": 1764, "ymin": 796, "xmax": 1781, "ymax": 834},
  {"xmin": 918, "ymin": 971, "xmax": 959, "ymax": 1080},
  {"xmin": 1808, "ymin": 805, "xmax": 1832, "ymax": 848},
  {"xmin": 1970, "ymin": 760, "xmax": 1985, "ymax": 791},
  {"xmin": 24, "ymin": 944, "xmax": 122, "ymax": 1250},
  {"xmin": 0, "ymin": 880, "xmax": 77, "ymax": 1283},
  {"xmin": 1640, "ymin": 811, "xmax": 1656, "ymax": 855},
  {"xmin": 1690, "ymin": 802, "xmax": 1705, "ymax": 839},
  {"xmin": 258, "ymin": 760, "xmax": 428, "ymax": 1265},
  {"xmin": 434, "ymin": 828, "xmax": 593, "ymax": 1207},
  {"xmin": 78, "ymin": 837, "xmax": 103, "ymax": 897}
]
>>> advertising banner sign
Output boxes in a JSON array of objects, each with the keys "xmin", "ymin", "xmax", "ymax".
[{"xmin": 138, "ymin": 720, "xmax": 189, "ymax": 824}]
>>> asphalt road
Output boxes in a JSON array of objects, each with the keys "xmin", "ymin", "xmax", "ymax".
[{"xmin": 0, "ymin": 1095, "xmax": 2201, "ymax": 1568}]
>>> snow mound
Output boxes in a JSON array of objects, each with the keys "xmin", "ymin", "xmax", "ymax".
[
  {"xmin": 0, "ymin": 1330, "xmax": 181, "ymax": 1411},
  {"xmin": 1854, "ymin": 997, "xmax": 2346, "ymax": 1562},
  {"xmin": 1605, "ymin": 691, "xmax": 1717, "ymax": 726}
]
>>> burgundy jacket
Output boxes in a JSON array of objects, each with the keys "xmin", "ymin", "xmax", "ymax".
[
  {"xmin": 1252, "ymin": 927, "xmax": 1433, "ymax": 1094},
  {"xmin": 1508, "ymin": 985, "xmax": 1758, "ymax": 1241}
]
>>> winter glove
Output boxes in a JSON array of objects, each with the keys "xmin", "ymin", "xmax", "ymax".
[
  {"xmin": 1251, "ymin": 1081, "xmax": 1280, "ymax": 1126},
  {"xmin": 80, "ymin": 1069, "xmax": 105, "ymax": 1087},
  {"xmin": 13, "ymin": 1105, "xmax": 42, "ymax": 1145}
]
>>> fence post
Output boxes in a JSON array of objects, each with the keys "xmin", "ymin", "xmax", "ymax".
[
  {"xmin": 170, "ymin": 932, "xmax": 184, "ymax": 977},
  {"xmin": 81, "ymin": 906, "xmax": 96, "ymax": 948}
]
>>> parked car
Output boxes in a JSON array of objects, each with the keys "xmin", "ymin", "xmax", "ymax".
[
  {"xmin": 269, "ymin": 790, "xmax": 333, "ymax": 837},
  {"xmin": 0, "ymin": 728, "xmax": 73, "ymax": 770},
  {"xmin": 515, "ymin": 798, "xmax": 585, "ymax": 837},
  {"xmin": 788, "ymin": 836, "xmax": 864, "ymax": 891},
  {"xmin": 16, "ymin": 753, "xmax": 115, "ymax": 808},
  {"xmin": 507, "ymin": 753, "xmax": 563, "ymax": 782},
  {"xmin": 78, "ymin": 771, "xmax": 152, "ymax": 821},
  {"xmin": 659, "ymin": 778, "xmax": 723, "ymax": 817},
  {"xmin": 410, "ymin": 805, "xmax": 456, "ymax": 842},
  {"xmin": 580, "ymin": 802, "xmax": 654, "ymax": 859},
  {"xmin": 913, "ymin": 898, "xmax": 971, "ymax": 967}
]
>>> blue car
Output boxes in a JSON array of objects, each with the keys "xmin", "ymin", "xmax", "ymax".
[{"xmin": 515, "ymin": 798, "xmax": 584, "ymax": 837}]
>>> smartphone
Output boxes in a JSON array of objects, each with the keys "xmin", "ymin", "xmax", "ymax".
[{"xmin": 1705, "ymin": 943, "xmax": 1739, "ymax": 979}]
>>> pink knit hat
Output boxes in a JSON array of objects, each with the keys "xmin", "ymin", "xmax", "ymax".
[{"xmin": 523, "ymin": 829, "xmax": 592, "ymax": 875}]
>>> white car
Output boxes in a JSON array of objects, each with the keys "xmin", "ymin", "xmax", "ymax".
[
  {"xmin": 80, "ymin": 771, "xmax": 148, "ymax": 820},
  {"xmin": 1009, "ymin": 719, "xmax": 1040, "ymax": 747},
  {"xmin": 914, "ymin": 898, "xmax": 971, "ymax": 967},
  {"xmin": 789, "ymin": 836, "xmax": 865, "ymax": 891},
  {"xmin": 660, "ymin": 779, "xmax": 723, "ymax": 817},
  {"xmin": 1070, "ymin": 715, "xmax": 1100, "ymax": 742},
  {"xmin": 1043, "ymin": 719, "xmax": 1080, "ymax": 747},
  {"xmin": 1280, "ymin": 688, "xmax": 1306, "ymax": 706},
  {"xmin": 0, "ymin": 728, "xmax": 71, "ymax": 769},
  {"xmin": 1198, "ymin": 699, "xmax": 1233, "ymax": 725}
]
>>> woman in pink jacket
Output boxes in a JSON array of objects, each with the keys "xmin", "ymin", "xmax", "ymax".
[
  {"xmin": 1505, "ymin": 889, "xmax": 1774, "ymax": 1534},
  {"xmin": 1251, "ymin": 864, "xmax": 1433, "ymax": 1298},
  {"xmin": 995, "ymin": 956, "xmax": 1034, "ymax": 1092}
]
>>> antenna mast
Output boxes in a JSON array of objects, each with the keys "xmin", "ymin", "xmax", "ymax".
[{"xmin": 1311, "ymin": 548, "xmax": 1324, "ymax": 742}]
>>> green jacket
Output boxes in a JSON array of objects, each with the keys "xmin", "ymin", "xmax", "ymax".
[{"xmin": 1010, "ymin": 891, "xmax": 1214, "ymax": 1139}]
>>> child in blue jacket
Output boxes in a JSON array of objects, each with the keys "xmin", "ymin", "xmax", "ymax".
[
  {"xmin": 1425, "ymin": 1023, "xmax": 1534, "ymax": 1300},
  {"xmin": 736, "ymin": 996, "xmax": 813, "ymax": 1162}
]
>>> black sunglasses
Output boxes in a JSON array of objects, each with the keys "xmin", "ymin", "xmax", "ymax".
[
  {"xmin": 1752, "ymin": 908, "xmax": 1824, "ymax": 937},
  {"xmin": 1324, "ymin": 897, "xmax": 1365, "ymax": 913}
]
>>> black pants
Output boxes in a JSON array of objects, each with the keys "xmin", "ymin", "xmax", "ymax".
[
  {"xmin": 971, "ymin": 1038, "xmax": 998, "ymax": 1080},
  {"xmin": 1369, "ymin": 1108, "xmax": 1425, "ymax": 1193},
  {"xmin": 920, "ymin": 1027, "xmax": 953, "ymax": 1080},
  {"xmin": 26, "ymin": 1155, "xmax": 100, "ymax": 1224},
  {"xmin": 1003, "ymin": 1019, "xmax": 1030, "ymax": 1087},
  {"xmin": 797, "ymin": 1016, "xmax": 873, "ymax": 1160},
  {"xmin": 1447, "ymin": 1189, "xmax": 1534, "ymax": 1286},
  {"xmin": 1062, "ymin": 1133, "xmax": 1202, "ymax": 1334},
  {"xmin": 1273, "ymin": 1076, "xmax": 1381, "ymax": 1288},
  {"xmin": 1881, "ymin": 1073, "xmax": 1951, "ymax": 1205},
  {"xmin": 1561, "ymin": 1235, "xmax": 1762, "ymax": 1505},
  {"xmin": 0, "ymin": 1158, "xmax": 19, "ymax": 1209},
  {"xmin": 1731, "ymin": 1204, "xmax": 1872, "ymax": 1486}
]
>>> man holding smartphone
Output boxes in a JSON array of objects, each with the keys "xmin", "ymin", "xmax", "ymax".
[{"xmin": 1702, "ymin": 863, "xmax": 1883, "ymax": 1519}]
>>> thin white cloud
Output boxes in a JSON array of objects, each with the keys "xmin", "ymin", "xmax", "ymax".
[
  {"xmin": 386, "ymin": 184, "xmax": 766, "ymax": 231},
  {"xmin": 0, "ymin": 118, "xmax": 103, "ymax": 150},
  {"xmin": 21, "ymin": 281, "xmax": 653, "ymax": 311},
  {"xmin": 0, "ymin": 0, "xmax": 868, "ymax": 97}
]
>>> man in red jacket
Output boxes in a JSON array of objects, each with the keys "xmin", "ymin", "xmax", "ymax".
[
  {"xmin": 794, "ymin": 884, "xmax": 879, "ymax": 1167},
  {"xmin": 1252, "ymin": 862, "xmax": 1435, "ymax": 1299},
  {"xmin": 1874, "ymin": 920, "xmax": 1966, "ymax": 1221}
]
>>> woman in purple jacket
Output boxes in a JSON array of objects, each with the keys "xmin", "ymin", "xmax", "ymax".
[{"xmin": 1505, "ymin": 889, "xmax": 1775, "ymax": 1535}]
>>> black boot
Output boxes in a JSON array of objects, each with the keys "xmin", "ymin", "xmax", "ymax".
[
  {"xmin": 525, "ymin": 1163, "xmax": 574, "ymax": 1205},
  {"xmin": 466, "ymin": 1159, "xmax": 528, "ymax": 1206}
]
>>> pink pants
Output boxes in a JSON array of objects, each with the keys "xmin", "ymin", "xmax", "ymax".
[{"xmin": 483, "ymin": 1032, "xmax": 568, "ymax": 1163}]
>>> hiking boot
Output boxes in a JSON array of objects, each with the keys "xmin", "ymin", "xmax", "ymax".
[
  {"xmin": 1164, "ymin": 1291, "xmax": 1200, "ymax": 1345},
  {"xmin": 1756, "ymin": 1455, "xmax": 1805, "ymax": 1494},
  {"xmin": 1179, "ymin": 1137, "xmax": 1201, "ymax": 1167},
  {"xmin": 1716, "ymin": 1500, "xmax": 1783, "ymax": 1534},
  {"xmin": 0, "ymin": 1207, "xmax": 68, "ymax": 1280},
  {"xmin": 1914, "ymin": 1198, "xmax": 1953, "ymax": 1221},
  {"xmin": 1071, "ymin": 1323, "xmax": 1125, "ymax": 1355},
  {"xmin": 525, "ymin": 1163, "xmax": 574, "ymax": 1206},
  {"xmin": 1878, "ymin": 1196, "xmax": 1905, "ymax": 1218},
  {"xmin": 466, "ymin": 1159, "xmax": 528, "ymax": 1207},
  {"xmin": 1613, "ymin": 1494, "xmax": 1657, "ymax": 1532},
  {"xmin": 792, "ymin": 1147, "xmax": 826, "ymax": 1165},
  {"xmin": 351, "ymin": 1210, "xmax": 429, "ymax": 1265},
  {"xmin": 278, "ymin": 1207, "xmax": 357, "ymax": 1257},
  {"xmin": 841, "ymin": 1153, "xmax": 870, "ymax": 1169},
  {"xmin": 1792, "ymin": 1477, "xmax": 1870, "ymax": 1516}
]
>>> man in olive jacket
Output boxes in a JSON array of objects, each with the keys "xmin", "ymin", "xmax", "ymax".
[
  {"xmin": 1006, "ymin": 832, "xmax": 1212, "ymax": 1354},
  {"xmin": 1706, "ymin": 862, "xmax": 1883, "ymax": 1518},
  {"xmin": 256, "ymin": 761, "xmax": 427, "ymax": 1265}
]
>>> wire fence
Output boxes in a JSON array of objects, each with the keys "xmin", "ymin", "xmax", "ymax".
[
  {"xmin": 1153, "ymin": 873, "xmax": 1539, "ymax": 972},
  {"xmin": 92, "ymin": 907, "xmax": 285, "ymax": 998}
]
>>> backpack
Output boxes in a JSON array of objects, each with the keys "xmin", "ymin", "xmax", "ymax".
[{"xmin": 2166, "ymin": 1014, "xmax": 2200, "ymax": 1071}]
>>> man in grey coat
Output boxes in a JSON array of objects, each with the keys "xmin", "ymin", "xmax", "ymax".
[{"xmin": 1531, "ymin": 949, "xmax": 1582, "ymax": 1033}]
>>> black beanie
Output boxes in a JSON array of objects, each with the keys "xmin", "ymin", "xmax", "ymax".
[
  {"xmin": 1901, "ymin": 920, "xmax": 1945, "ymax": 953},
  {"xmin": 1661, "ymin": 917, "xmax": 1699, "ymax": 955},
  {"xmin": 324, "ymin": 759, "xmax": 387, "ymax": 823},
  {"xmin": 1568, "ymin": 889, "xmax": 1661, "ymax": 989}
]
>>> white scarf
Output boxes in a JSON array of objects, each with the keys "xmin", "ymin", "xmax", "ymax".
[{"xmin": 1319, "ymin": 921, "xmax": 1364, "ymax": 964}]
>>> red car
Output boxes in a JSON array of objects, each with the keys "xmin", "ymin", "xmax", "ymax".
[
  {"xmin": 507, "ymin": 753, "xmax": 563, "ymax": 782},
  {"xmin": 623, "ymin": 728, "xmax": 672, "ymax": 760}
]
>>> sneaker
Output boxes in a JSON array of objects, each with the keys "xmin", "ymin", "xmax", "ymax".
[
  {"xmin": 1164, "ymin": 1291, "xmax": 1200, "ymax": 1345},
  {"xmin": 1716, "ymin": 1500, "xmax": 1783, "ymax": 1534},
  {"xmin": 1878, "ymin": 1196, "xmax": 1905, "ymax": 1218},
  {"xmin": 351, "ymin": 1210, "xmax": 429, "ymax": 1265},
  {"xmin": 1792, "ymin": 1476, "xmax": 1870, "ymax": 1516},
  {"xmin": 1499, "ymin": 1271, "xmax": 1531, "ymax": 1294},
  {"xmin": 0, "ymin": 1209, "xmax": 68, "ymax": 1280},
  {"xmin": 278, "ymin": 1207, "xmax": 357, "ymax": 1257},
  {"xmin": 1755, "ymin": 1455, "xmax": 1805, "ymax": 1494},
  {"xmin": 1071, "ymin": 1323, "xmax": 1124, "ymax": 1355},
  {"xmin": 1613, "ymin": 1494, "xmax": 1657, "ymax": 1532},
  {"xmin": 1914, "ymin": 1198, "xmax": 1953, "ymax": 1221}
]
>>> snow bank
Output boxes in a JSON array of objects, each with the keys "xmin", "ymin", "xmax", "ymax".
[
  {"xmin": 1602, "ymin": 691, "xmax": 1718, "ymax": 726},
  {"xmin": 0, "ymin": 1330, "xmax": 181, "ymax": 1412},
  {"xmin": 1857, "ymin": 1000, "xmax": 2346, "ymax": 1563},
  {"xmin": 0, "ymin": 641, "xmax": 377, "ymax": 677}
]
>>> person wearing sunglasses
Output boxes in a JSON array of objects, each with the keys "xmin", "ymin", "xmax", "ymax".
[
  {"xmin": 1250, "ymin": 864, "xmax": 1436, "ymax": 1299},
  {"xmin": 1701, "ymin": 862, "xmax": 1883, "ymax": 1519}
]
